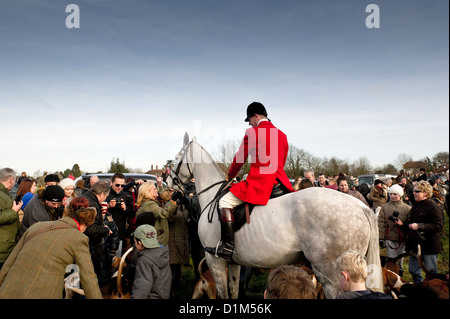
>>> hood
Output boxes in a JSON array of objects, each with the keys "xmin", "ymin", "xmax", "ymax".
[{"xmin": 139, "ymin": 245, "xmax": 170, "ymax": 269}]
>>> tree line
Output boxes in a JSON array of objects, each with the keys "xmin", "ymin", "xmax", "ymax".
[
  {"xmin": 27, "ymin": 148, "xmax": 448, "ymax": 181},
  {"xmin": 213, "ymin": 140, "xmax": 449, "ymax": 179}
]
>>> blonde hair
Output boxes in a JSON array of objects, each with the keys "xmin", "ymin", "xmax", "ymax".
[
  {"xmin": 136, "ymin": 181, "xmax": 156, "ymax": 206},
  {"xmin": 414, "ymin": 180, "xmax": 433, "ymax": 199},
  {"xmin": 334, "ymin": 250, "xmax": 367, "ymax": 283}
]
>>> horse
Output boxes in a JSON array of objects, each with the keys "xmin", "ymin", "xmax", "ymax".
[{"xmin": 166, "ymin": 133, "xmax": 383, "ymax": 299}]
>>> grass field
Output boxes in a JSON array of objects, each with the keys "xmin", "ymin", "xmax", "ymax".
[{"xmin": 177, "ymin": 209, "xmax": 449, "ymax": 299}]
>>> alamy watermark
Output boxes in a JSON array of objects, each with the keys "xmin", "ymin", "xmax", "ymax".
[
  {"xmin": 65, "ymin": 4, "xmax": 380, "ymax": 30},
  {"xmin": 65, "ymin": 4, "xmax": 80, "ymax": 29},
  {"xmin": 365, "ymin": 4, "xmax": 380, "ymax": 29}
]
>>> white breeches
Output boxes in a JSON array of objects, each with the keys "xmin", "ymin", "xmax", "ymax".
[{"xmin": 219, "ymin": 192, "xmax": 245, "ymax": 209}]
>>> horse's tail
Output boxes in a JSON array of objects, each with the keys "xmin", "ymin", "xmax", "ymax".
[{"xmin": 363, "ymin": 206, "xmax": 384, "ymax": 293}]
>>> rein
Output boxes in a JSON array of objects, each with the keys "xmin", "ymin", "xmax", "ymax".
[
  {"xmin": 200, "ymin": 180, "xmax": 231, "ymax": 223},
  {"xmin": 169, "ymin": 141, "xmax": 231, "ymax": 223}
]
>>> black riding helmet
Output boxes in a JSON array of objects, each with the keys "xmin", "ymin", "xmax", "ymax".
[{"xmin": 245, "ymin": 102, "xmax": 268, "ymax": 122}]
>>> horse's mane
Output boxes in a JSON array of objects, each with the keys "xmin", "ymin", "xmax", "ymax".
[
  {"xmin": 191, "ymin": 140, "xmax": 225, "ymax": 179},
  {"xmin": 173, "ymin": 138, "xmax": 225, "ymax": 181}
]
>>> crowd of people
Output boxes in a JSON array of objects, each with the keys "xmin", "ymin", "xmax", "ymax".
[
  {"xmin": 0, "ymin": 166, "xmax": 448, "ymax": 299},
  {"xmin": 0, "ymin": 169, "xmax": 191, "ymax": 299}
]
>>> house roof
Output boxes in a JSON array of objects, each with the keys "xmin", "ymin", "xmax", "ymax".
[{"xmin": 403, "ymin": 161, "xmax": 427, "ymax": 169}]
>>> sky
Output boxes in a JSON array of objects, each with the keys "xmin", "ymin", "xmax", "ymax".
[{"xmin": 0, "ymin": 0, "xmax": 448, "ymax": 176}]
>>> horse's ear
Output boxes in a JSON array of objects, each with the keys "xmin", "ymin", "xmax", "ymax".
[
  {"xmin": 192, "ymin": 136, "xmax": 197, "ymax": 143},
  {"xmin": 183, "ymin": 132, "xmax": 190, "ymax": 147}
]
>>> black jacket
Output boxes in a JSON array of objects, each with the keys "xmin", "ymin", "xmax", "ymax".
[
  {"xmin": 406, "ymin": 198, "xmax": 443, "ymax": 254},
  {"xmin": 106, "ymin": 188, "xmax": 136, "ymax": 239},
  {"xmin": 83, "ymin": 190, "xmax": 110, "ymax": 247}
]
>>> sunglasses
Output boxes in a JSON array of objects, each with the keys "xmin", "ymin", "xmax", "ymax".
[
  {"xmin": 413, "ymin": 190, "xmax": 422, "ymax": 193},
  {"xmin": 115, "ymin": 184, "xmax": 125, "ymax": 188}
]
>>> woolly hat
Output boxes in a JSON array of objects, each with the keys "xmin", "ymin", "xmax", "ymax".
[
  {"xmin": 59, "ymin": 178, "xmax": 75, "ymax": 190},
  {"xmin": 43, "ymin": 185, "xmax": 65, "ymax": 202},
  {"xmin": 44, "ymin": 174, "xmax": 60, "ymax": 183},
  {"xmin": 374, "ymin": 179, "xmax": 384, "ymax": 186},
  {"xmin": 388, "ymin": 184, "xmax": 404, "ymax": 197}
]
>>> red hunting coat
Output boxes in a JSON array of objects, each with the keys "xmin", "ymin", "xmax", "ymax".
[{"xmin": 228, "ymin": 120, "xmax": 294, "ymax": 205}]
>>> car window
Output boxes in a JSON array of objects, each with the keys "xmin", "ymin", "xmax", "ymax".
[{"xmin": 359, "ymin": 177, "xmax": 373, "ymax": 185}]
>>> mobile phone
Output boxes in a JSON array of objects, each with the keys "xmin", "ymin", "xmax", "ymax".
[{"xmin": 15, "ymin": 194, "xmax": 23, "ymax": 203}]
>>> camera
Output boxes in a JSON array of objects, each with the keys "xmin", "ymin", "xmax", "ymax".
[
  {"xmin": 113, "ymin": 198, "xmax": 124, "ymax": 205},
  {"xmin": 388, "ymin": 211, "xmax": 399, "ymax": 222}
]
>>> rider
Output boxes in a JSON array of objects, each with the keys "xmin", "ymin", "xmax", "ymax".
[{"xmin": 207, "ymin": 102, "xmax": 294, "ymax": 260}]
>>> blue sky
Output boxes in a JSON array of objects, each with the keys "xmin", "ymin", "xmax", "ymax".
[{"xmin": 0, "ymin": 0, "xmax": 448, "ymax": 175}]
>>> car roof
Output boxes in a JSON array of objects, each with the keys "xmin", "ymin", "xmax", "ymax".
[
  {"xmin": 74, "ymin": 173, "xmax": 162, "ymax": 184},
  {"xmin": 84, "ymin": 173, "xmax": 158, "ymax": 179}
]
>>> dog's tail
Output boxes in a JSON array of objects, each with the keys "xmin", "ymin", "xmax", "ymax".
[
  {"xmin": 417, "ymin": 244, "xmax": 432, "ymax": 277},
  {"xmin": 198, "ymin": 257, "xmax": 208, "ymax": 283},
  {"xmin": 393, "ymin": 251, "xmax": 410, "ymax": 263},
  {"xmin": 116, "ymin": 247, "xmax": 134, "ymax": 297}
]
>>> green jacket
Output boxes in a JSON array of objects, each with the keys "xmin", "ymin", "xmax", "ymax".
[
  {"xmin": 0, "ymin": 183, "xmax": 20, "ymax": 263},
  {"xmin": 137, "ymin": 199, "xmax": 177, "ymax": 246}
]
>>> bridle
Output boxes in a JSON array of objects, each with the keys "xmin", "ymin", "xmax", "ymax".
[
  {"xmin": 169, "ymin": 140, "xmax": 231, "ymax": 222},
  {"xmin": 169, "ymin": 142, "xmax": 194, "ymax": 190}
]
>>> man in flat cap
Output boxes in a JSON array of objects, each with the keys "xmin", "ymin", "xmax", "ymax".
[{"xmin": 207, "ymin": 102, "xmax": 294, "ymax": 260}]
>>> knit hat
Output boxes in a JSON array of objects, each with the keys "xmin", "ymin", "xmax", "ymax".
[
  {"xmin": 388, "ymin": 184, "xmax": 404, "ymax": 197},
  {"xmin": 374, "ymin": 179, "xmax": 383, "ymax": 186},
  {"xmin": 44, "ymin": 174, "xmax": 60, "ymax": 183},
  {"xmin": 132, "ymin": 224, "xmax": 161, "ymax": 249},
  {"xmin": 43, "ymin": 185, "xmax": 65, "ymax": 202},
  {"xmin": 59, "ymin": 178, "xmax": 75, "ymax": 190}
]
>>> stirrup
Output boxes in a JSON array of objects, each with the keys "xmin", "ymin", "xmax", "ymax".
[{"xmin": 205, "ymin": 241, "xmax": 234, "ymax": 261}]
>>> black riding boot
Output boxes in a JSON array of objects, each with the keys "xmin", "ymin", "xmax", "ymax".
[{"xmin": 205, "ymin": 208, "xmax": 235, "ymax": 261}]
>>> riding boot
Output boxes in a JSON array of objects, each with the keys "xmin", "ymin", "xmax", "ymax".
[{"xmin": 205, "ymin": 208, "xmax": 235, "ymax": 261}]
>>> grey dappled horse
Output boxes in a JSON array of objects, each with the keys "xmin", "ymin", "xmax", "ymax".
[{"xmin": 167, "ymin": 133, "xmax": 383, "ymax": 299}]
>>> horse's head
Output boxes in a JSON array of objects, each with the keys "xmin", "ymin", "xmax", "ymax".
[{"xmin": 167, "ymin": 132, "xmax": 194, "ymax": 189}]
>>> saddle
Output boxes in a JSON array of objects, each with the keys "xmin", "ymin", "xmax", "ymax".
[{"xmin": 232, "ymin": 183, "xmax": 290, "ymax": 232}]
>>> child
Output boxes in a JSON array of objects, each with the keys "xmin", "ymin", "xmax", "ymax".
[
  {"xmin": 334, "ymin": 250, "xmax": 391, "ymax": 299},
  {"xmin": 264, "ymin": 265, "xmax": 317, "ymax": 299},
  {"xmin": 131, "ymin": 224, "xmax": 172, "ymax": 299}
]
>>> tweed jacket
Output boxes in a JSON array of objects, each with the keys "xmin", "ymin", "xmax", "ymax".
[
  {"xmin": 0, "ymin": 217, "xmax": 102, "ymax": 299},
  {"xmin": 367, "ymin": 186, "xmax": 388, "ymax": 210},
  {"xmin": 0, "ymin": 183, "xmax": 20, "ymax": 264}
]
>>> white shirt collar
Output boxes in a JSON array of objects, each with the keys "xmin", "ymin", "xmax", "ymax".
[{"xmin": 257, "ymin": 119, "xmax": 269, "ymax": 126}]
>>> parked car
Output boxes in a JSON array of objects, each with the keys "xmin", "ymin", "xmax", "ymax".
[
  {"xmin": 357, "ymin": 174, "xmax": 397, "ymax": 187},
  {"xmin": 74, "ymin": 173, "xmax": 165, "ymax": 188}
]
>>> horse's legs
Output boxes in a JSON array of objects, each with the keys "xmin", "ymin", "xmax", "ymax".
[
  {"xmin": 205, "ymin": 254, "xmax": 229, "ymax": 299},
  {"xmin": 227, "ymin": 264, "xmax": 241, "ymax": 299},
  {"xmin": 311, "ymin": 264, "xmax": 341, "ymax": 299}
]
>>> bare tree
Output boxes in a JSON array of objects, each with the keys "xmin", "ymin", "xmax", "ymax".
[
  {"xmin": 303, "ymin": 151, "xmax": 322, "ymax": 174},
  {"xmin": 285, "ymin": 145, "xmax": 307, "ymax": 178},
  {"xmin": 351, "ymin": 157, "xmax": 373, "ymax": 176},
  {"xmin": 394, "ymin": 153, "xmax": 413, "ymax": 171},
  {"xmin": 213, "ymin": 139, "xmax": 250, "ymax": 177},
  {"xmin": 432, "ymin": 152, "xmax": 449, "ymax": 167},
  {"xmin": 321, "ymin": 157, "xmax": 345, "ymax": 177}
]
